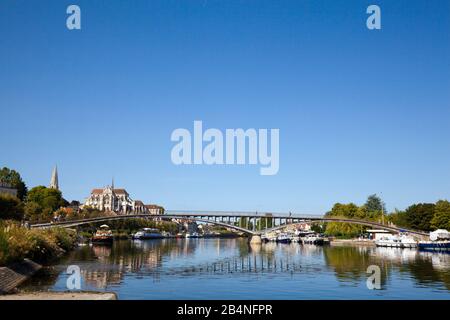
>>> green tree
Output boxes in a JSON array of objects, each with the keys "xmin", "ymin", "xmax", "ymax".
[
  {"xmin": 25, "ymin": 186, "xmax": 65, "ymax": 222},
  {"xmin": 364, "ymin": 194, "xmax": 385, "ymax": 221},
  {"xmin": 388, "ymin": 209, "xmax": 409, "ymax": 228},
  {"xmin": 235, "ymin": 217, "xmax": 254, "ymax": 230},
  {"xmin": 404, "ymin": 203, "xmax": 435, "ymax": 231},
  {"xmin": 325, "ymin": 222, "xmax": 363, "ymax": 238},
  {"xmin": 327, "ymin": 203, "xmax": 360, "ymax": 218},
  {"xmin": 24, "ymin": 201, "xmax": 43, "ymax": 221},
  {"xmin": 311, "ymin": 223, "xmax": 326, "ymax": 234},
  {"xmin": 256, "ymin": 217, "xmax": 273, "ymax": 230},
  {"xmin": 27, "ymin": 186, "xmax": 64, "ymax": 211},
  {"xmin": 0, "ymin": 194, "xmax": 24, "ymax": 220},
  {"xmin": 365, "ymin": 194, "xmax": 386, "ymax": 213},
  {"xmin": 324, "ymin": 203, "xmax": 365, "ymax": 238},
  {"xmin": 0, "ymin": 167, "xmax": 28, "ymax": 200},
  {"xmin": 431, "ymin": 200, "xmax": 450, "ymax": 230}
]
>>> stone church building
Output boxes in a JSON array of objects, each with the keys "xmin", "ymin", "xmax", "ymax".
[{"xmin": 83, "ymin": 183, "xmax": 157, "ymax": 214}]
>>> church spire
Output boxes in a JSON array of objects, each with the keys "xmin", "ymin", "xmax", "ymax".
[{"xmin": 49, "ymin": 165, "xmax": 59, "ymax": 190}]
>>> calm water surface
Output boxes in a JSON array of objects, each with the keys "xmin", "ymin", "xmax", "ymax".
[{"xmin": 23, "ymin": 239, "xmax": 450, "ymax": 299}]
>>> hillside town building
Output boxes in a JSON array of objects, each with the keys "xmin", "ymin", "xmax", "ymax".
[
  {"xmin": 83, "ymin": 183, "xmax": 164, "ymax": 215},
  {"xmin": 0, "ymin": 182, "xmax": 18, "ymax": 197}
]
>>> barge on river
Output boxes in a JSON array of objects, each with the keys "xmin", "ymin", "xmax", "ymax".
[{"xmin": 91, "ymin": 225, "xmax": 114, "ymax": 245}]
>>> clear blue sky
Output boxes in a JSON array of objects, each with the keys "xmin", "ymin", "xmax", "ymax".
[{"xmin": 1, "ymin": 0, "xmax": 449, "ymax": 214}]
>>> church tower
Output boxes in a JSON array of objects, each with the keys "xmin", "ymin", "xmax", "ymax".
[{"xmin": 49, "ymin": 166, "xmax": 59, "ymax": 190}]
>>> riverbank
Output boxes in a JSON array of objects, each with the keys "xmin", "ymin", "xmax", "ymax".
[
  {"xmin": 0, "ymin": 221, "xmax": 77, "ymax": 266},
  {"xmin": 0, "ymin": 259, "xmax": 42, "ymax": 294},
  {"xmin": 0, "ymin": 222, "xmax": 84, "ymax": 295},
  {"xmin": 0, "ymin": 292, "xmax": 117, "ymax": 300}
]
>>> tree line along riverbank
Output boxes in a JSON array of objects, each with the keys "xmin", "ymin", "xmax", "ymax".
[{"xmin": 0, "ymin": 221, "xmax": 77, "ymax": 266}]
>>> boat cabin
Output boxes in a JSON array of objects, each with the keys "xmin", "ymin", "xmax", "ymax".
[{"xmin": 367, "ymin": 229, "xmax": 393, "ymax": 240}]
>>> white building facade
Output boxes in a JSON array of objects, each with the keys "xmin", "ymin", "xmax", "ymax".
[
  {"xmin": 83, "ymin": 185, "xmax": 163, "ymax": 215},
  {"xmin": 84, "ymin": 186, "xmax": 135, "ymax": 214}
]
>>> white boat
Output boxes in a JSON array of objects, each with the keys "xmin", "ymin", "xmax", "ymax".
[
  {"xmin": 295, "ymin": 230, "xmax": 313, "ymax": 237},
  {"xmin": 276, "ymin": 233, "xmax": 292, "ymax": 243},
  {"xmin": 132, "ymin": 228, "xmax": 163, "ymax": 240},
  {"xmin": 375, "ymin": 234, "xmax": 417, "ymax": 248},
  {"xmin": 429, "ymin": 229, "xmax": 450, "ymax": 241},
  {"xmin": 302, "ymin": 234, "xmax": 325, "ymax": 245},
  {"xmin": 161, "ymin": 231, "xmax": 173, "ymax": 238},
  {"xmin": 419, "ymin": 229, "xmax": 450, "ymax": 252},
  {"xmin": 186, "ymin": 232, "xmax": 200, "ymax": 238},
  {"xmin": 262, "ymin": 232, "xmax": 278, "ymax": 242}
]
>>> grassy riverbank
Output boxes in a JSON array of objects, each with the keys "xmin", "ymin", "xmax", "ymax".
[{"xmin": 0, "ymin": 221, "xmax": 77, "ymax": 266}]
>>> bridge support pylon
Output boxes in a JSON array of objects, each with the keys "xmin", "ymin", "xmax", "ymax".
[{"xmin": 249, "ymin": 235, "xmax": 262, "ymax": 244}]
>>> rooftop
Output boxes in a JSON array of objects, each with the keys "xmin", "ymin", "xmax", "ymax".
[{"xmin": 91, "ymin": 188, "xmax": 129, "ymax": 195}]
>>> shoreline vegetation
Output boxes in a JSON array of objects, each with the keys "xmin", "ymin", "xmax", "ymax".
[{"xmin": 0, "ymin": 221, "xmax": 77, "ymax": 266}]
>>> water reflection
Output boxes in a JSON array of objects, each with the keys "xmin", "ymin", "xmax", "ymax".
[
  {"xmin": 323, "ymin": 245, "xmax": 450, "ymax": 291},
  {"xmin": 23, "ymin": 239, "xmax": 450, "ymax": 299}
]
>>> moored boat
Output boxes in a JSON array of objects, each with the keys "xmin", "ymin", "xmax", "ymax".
[
  {"xmin": 375, "ymin": 234, "xmax": 417, "ymax": 248},
  {"xmin": 418, "ymin": 241, "xmax": 450, "ymax": 251},
  {"xmin": 262, "ymin": 232, "xmax": 278, "ymax": 242},
  {"xmin": 186, "ymin": 232, "xmax": 200, "ymax": 238},
  {"xmin": 132, "ymin": 228, "xmax": 163, "ymax": 240},
  {"xmin": 419, "ymin": 229, "xmax": 450, "ymax": 252},
  {"xmin": 302, "ymin": 234, "xmax": 325, "ymax": 245},
  {"xmin": 91, "ymin": 225, "xmax": 114, "ymax": 244},
  {"xmin": 276, "ymin": 233, "xmax": 292, "ymax": 243}
]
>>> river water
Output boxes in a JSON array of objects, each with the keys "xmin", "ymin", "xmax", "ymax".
[{"xmin": 22, "ymin": 238, "xmax": 450, "ymax": 299}]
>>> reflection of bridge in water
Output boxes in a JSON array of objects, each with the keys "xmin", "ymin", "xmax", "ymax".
[{"xmin": 166, "ymin": 252, "xmax": 303, "ymax": 275}]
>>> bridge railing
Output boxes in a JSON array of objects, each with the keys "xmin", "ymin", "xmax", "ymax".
[{"xmin": 166, "ymin": 210, "xmax": 324, "ymax": 219}]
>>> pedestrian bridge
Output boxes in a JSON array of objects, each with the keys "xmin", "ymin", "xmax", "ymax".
[{"xmin": 29, "ymin": 210, "xmax": 429, "ymax": 238}]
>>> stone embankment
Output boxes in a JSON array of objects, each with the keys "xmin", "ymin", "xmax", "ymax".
[
  {"xmin": 0, "ymin": 259, "xmax": 117, "ymax": 300},
  {"xmin": 0, "ymin": 292, "xmax": 117, "ymax": 300},
  {"xmin": 0, "ymin": 259, "xmax": 41, "ymax": 294}
]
